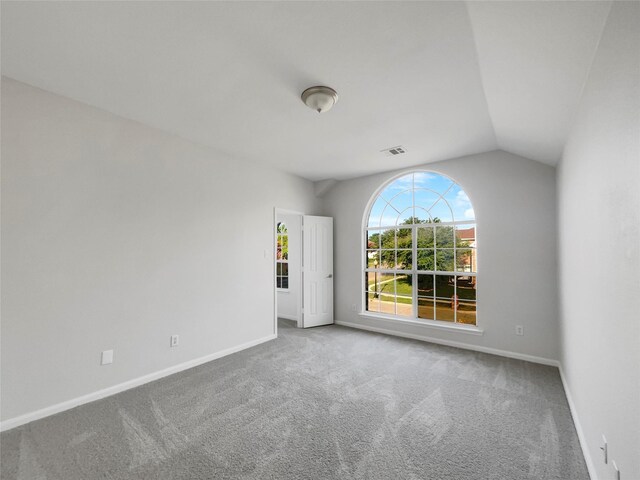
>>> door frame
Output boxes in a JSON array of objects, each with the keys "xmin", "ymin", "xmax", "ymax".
[{"xmin": 273, "ymin": 208, "xmax": 304, "ymax": 336}]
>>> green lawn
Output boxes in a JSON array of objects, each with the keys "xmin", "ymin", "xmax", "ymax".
[
  {"xmin": 369, "ymin": 275, "xmax": 412, "ymax": 304},
  {"xmin": 369, "ymin": 274, "xmax": 476, "ymax": 303}
]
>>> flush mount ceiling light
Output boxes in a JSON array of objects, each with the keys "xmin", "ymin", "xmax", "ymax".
[{"xmin": 301, "ymin": 86, "xmax": 339, "ymax": 113}]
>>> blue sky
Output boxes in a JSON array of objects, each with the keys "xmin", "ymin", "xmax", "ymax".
[{"xmin": 368, "ymin": 172, "xmax": 475, "ymax": 227}]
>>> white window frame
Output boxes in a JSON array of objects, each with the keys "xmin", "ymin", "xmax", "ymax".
[{"xmin": 361, "ymin": 170, "xmax": 479, "ymax": 328}]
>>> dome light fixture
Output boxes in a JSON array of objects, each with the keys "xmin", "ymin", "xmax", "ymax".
[{"xmin": 301, "ymin": 86, "xmax": 339, "ymax": 113}]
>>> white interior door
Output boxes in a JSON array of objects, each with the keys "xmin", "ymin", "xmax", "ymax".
[{"xmin": 302, "ymin": 215, "xmax": 333, "ymax": 328}]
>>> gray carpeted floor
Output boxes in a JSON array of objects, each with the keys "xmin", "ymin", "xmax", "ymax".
[{"xmin": 1, "ymin": 320, "xmax": 588, "ymax": 480}]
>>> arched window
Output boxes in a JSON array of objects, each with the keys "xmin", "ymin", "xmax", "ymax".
[{"xmin": 364, "ymin": 172, "xmax": 477, "ymax": 325}]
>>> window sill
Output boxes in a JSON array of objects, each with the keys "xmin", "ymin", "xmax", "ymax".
[
  {"xmin": 357, "ymin": 312, "xmax": 484, "ymax": 336},
  {"xmin": 277, "ymin": 289, "xmax": 290, "ymax": 293}
]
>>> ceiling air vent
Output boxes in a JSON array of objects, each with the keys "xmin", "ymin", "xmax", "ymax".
[{"xmin": 381, "ymin": 146, "xmax": 406, "ymax": 156}]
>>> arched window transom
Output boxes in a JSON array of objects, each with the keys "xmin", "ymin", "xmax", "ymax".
[{"xmin": 364, "ymin": 172, "xmax": 477, "ymax": 325}]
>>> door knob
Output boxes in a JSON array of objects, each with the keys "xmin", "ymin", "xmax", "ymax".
[{"xmin": 327, "ymin": 274, "xmax": 333, "ymax": 278}]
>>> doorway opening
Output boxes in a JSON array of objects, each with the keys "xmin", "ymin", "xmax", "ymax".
[
  {"xmin": 274, "ymin": 209, "xmax": 303, "ymax": 333},
  {"xmin": 274, "ymin": 209, "xmax": 334, "ymax": 336}
]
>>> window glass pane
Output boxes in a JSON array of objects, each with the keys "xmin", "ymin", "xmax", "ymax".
[
  {"xmin": 367, "ymin": 272, "xmax": 395, "ymax": 295},
  {"xmin": 456, "ymin": 276, "xmax": 477, "ymax": 301},
  {"xmin": 276, "ymin": 278, "xmax": 282, "ymax": 289},
  {"xmin": 429, "ymin": 197, "xmax": 454, "ymax": 223},
  {"xmin": 276, "ymin": 263, "xmax": 282, "ymax": 276},
  {"xmin": 417, "ymin": 297, "xmax": 435, "ymax": 320},
  {"xmin": 394, "ymin": 273, "xmax": 412, "ymax": 300},
  {"xmin": 435, "ymin": 226, "xmax": 455, "ymax": 247},
  {"xmin": 368, "ymin": 197, "xmax": 388, "ymax": 228},
  {"xmin": 376, "ymin": 273, "xmax": 395, "ymax": 295},
  {"xmin": 417, "ymin": 249, "xmax": 434, "ymax": 271},
  {"xmin": 435, "ymin": 274, "xmax": 455, "ymax": 298},
  {"xmin": 380, "ymin": 204, "xmax": 397, "ymax": 227},
  {"xmin": 443, "ymin": 185, "xmax": 475, "ymax": 222},
  {"xmin": 417, "ymin": 274, "xmax": 434, "ymax": 298},
  {"xmin": 435, "ymin": 299, "xmax": 456, "ymax": 322},
  {"xmin": 414, "ymin": 207, "xmax": 434, "ymax": 224},
  {"xmin": 366, "ymin": 251, "xmax": 379, "ymax": 268},
  {"xmin": 378, "ymin": 294, "xmax": 396, "ymax": 315},
  {"xmin": 416, "ymin": 172, "xmax": 453, "ymax": 193},
  {"xmin": 436, "ymin": 249, "xmax": 454, "ymax": 271},
  {"xmin": 281, "ymin": 263, "xmax": 288, "ymax": 277},
  {"xmin": 396, "ymin": 299, "xmax": 413, "ymax": 317},
  {"xmin": 276, "ymin": 235, "xmax": 283, "ymax": 260},
  {"xmin": 380, "ymin": 173, "xmax": 412, "ymax": 200},
  {"xmin": 456, "ymin": 248, "xmax": 476, "ymax": 273},
  {"xmin": 457, "ymin": 301, "xmax": 476, "ymax": 325},
  {"xmin": 398, "ymin": 208, "xmax": 415, "ymax": 225},
  {"xmin": 386, "ymin": 190, "xmax": 414, "ymax": 225},
  {"xmin": 379, "ymin": 250, "xmax": 395, "ymax": 269},
  {"xmin": 455, "ymin": 224, "xmax": 476, "ymax": 247},
  {"xmin": 366, "ymin": 272, "xmax": 375, "ymax": 290},
  {"xmin": 395, "ymin": 250, "xmax": 412, "ymax": 270},
  {"xmin": 379, "ymin": 229, "xmax": 395, "ymax": 249},
  {"xmin": 367, "ymin": 230, "xmax": 381, "ymax": 249},
  {"xmin": 414, "ymin": 189, "xmax": 440, "ymax": 218},
  {"xmin": 281, "ymin": 277, "xmax": 289, "ymax": 289},
  {"xmin": 416, "ymin": 226, "xmax": 434, "ymax": 248},
  {"xmin": 366, "ymin": 291, "xmax": 378, "ymax": 312},
  {"xmin": 396, "ymin": 228, "xmax": 412, "ymax": 249},
  {"xmin": 394, "ymin": 274, "xmax": 413, "ymax": 317}
]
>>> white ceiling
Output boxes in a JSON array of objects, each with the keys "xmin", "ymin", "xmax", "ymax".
[{"xmin": 1, "ymin": 1, "xmax": 611, "ymax": 181}]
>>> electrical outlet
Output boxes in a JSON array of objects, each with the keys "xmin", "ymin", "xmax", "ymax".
[
  {"xmin": 101, "ymin": 350, "xmax": 113, "ymax": 365},
  {"xmin": 600, "ymin": 435, "xmax": 607, "ymax": 464},
  {"xmin": 170, "ymin": 335, "xmax": 179, "ymax": 347},
  {"xmin": 515, "ymin": 325, "xmax": 524, "ymax": 336}
]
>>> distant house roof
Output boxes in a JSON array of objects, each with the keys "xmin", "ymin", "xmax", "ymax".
[{"xmin": 456, "ymin": 227, "xmax": 475, "ymax": 241}]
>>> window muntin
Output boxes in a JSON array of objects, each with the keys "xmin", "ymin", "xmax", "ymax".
[
  {"xmin": 276, "ymin": 222, "xmax": 289, "ymax": 290},
  {"xmin": 364, "ymin": 172, "xmax": 477, "ymax": 325}
]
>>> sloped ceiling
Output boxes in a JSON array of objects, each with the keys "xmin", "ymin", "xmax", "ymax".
[{"xmin": 1, "ymin": 1, "xmax": 611, "ymax": 181}]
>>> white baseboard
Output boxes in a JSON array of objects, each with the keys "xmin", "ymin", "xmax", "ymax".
[
  {"xmin": 0, "ymin": 333, "xmax": 277, "ymax": 433},
  {"xmin": 335, "ymin": 320, "xmax": 559, "ymax": 367},
  {"xmin": 277, "ymin": 314, "xmax": 298, "ymax": 322},
  {"xmin": 559, "ymin": 365, "xmax": 596, "ymax": 480}
]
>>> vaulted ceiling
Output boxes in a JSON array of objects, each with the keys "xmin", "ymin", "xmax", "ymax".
[{"xmin": 1, "ymin": 1, "xmax": 611, "ymax": 181}]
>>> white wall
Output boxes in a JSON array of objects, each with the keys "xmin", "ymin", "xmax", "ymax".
[
  {"xmin": 322, "ymin": 150, "xmax": 559, "ymax": 362},
  {"xmin": 276, "ymin": 212, "xmax": 301, "ymax": 322},
  {"xmin": 557, "ymin": 2, "xmax": 640, "ymax": 479},
  {"xmin": 0, "ymin": 78, "xmax": 319, "ymax": 423}
]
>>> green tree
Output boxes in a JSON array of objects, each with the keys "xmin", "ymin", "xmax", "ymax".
[
  {"xmin": 371, "ymin": 217, "xmax": 471, "ymax": 273},
  {"xmin": 276, "ymin": 222, "xmax": 288, "ymax": 260}
]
